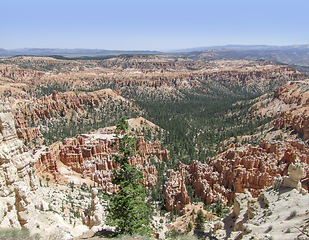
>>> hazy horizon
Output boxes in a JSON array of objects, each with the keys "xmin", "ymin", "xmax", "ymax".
[
  {"xmin": 2, "ymin": 43, "xmax": 309, "ymax": 52},
  {"xmin": 1, "ymin": 0, "xmax": 309, "ymax": 51}
]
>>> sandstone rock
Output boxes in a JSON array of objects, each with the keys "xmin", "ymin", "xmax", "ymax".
[
  {"xmin": 164, "ymin": 138, "xmax": 309, "ymax": 213},
  {"xmin": 227, "ymin": 188, "xmax": 309, "ymax": 240},
  {"xmin": 262, "ymin": 81, "xmax": 309, "ymax": 142},
  {"xmin": 276, "ymin": 162, "xmax": 305, "ymax": 190},
  {"xmin": 163, "ymin": 169, "xmax": 190, "ymax": 214},
  {"xmin": 37, "ymin": 128, "xmax": 169, "ymax": 191},
  {"xmin": 0, "ymin": 100, "xmax": 39, "ymax": 232},
  {"xmin": 233, "ymin": 190, "xmax": 253, "ymax": 219},
  {"xmin": 16, "ymin": 127, "xmax": 43, "ymax": 145},
  {"xmin": 81, "ymin": 188, "xmax": 104, "ymax": 228},
  {"xmin": 14, "ymin": 182, "xmax": 36, "ymax": 229},
  {"xmin": 0, "ymin": 101, "xmax": 79, "ymax": 239}
]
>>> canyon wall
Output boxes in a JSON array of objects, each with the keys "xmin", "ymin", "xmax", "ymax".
[
  {"xmin": 0, "ymin": 100, "xmax": 39, "ymax": 231},
  {"xmin": 1, "ymin": 57, "xmax": 306, "ymax": 98}
]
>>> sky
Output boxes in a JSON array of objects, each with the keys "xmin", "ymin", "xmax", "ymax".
[{"xmin": 1, "ymin": 0, "xmax": 309, "ymax": 51}]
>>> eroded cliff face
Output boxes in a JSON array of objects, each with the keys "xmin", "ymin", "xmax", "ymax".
[
  {"xmin": 273, "ymin": 81, "xmax": 309, "ymax": 141},
  {"xmin": 12, "ymin": 89, "xmax": 125, "ymax": 123},
  {"xmin": 253, "ymin": 80, "xmax": 309, "ymax": 142},
  {"xmin": 164, "ymin": 139, "xmax": 309, "ymax": 212},
  {"xmin": 0, "ymin": 101, "xmax": 99, "ymax": 238},
  {"xmin": 36, "ymin": 124, "xmax": 170, "ymax": 191},
  {"xmin": 0, "ymin": 100, "xmax": 39, "ymax": 231},
  {"xmin": 1, "ymin": 57, "xmax": 306, "ymax": 100},
  {"xmin": 4, "ymin": 88, "xmax": 134, "ymax": 147}
]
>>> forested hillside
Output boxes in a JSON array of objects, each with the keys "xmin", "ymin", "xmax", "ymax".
[{"xmin": 1, "ymin": 55, "xmax": 304, "ymax": 158}]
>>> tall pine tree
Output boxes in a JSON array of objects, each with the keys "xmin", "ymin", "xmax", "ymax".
[{"xmin": 106, "ymin": 117, "xmax": 152, "ymax": 236}]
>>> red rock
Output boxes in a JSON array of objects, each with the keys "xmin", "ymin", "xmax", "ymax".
[
  {"xmin": 164, "ymin": 139, "xmax": 309, "ymax": 212},
  {"xmin": 164, "ymin": 169, "xmax": 190, "ymax": 214},
  {"xmin": 36, "ymin": 129, "xmax": 170, "ymax": 191}
]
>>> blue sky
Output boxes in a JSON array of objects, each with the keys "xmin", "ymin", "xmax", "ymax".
[{"xmin": 1, "ymin": 0, "xmax": 308, "ymax": 51}]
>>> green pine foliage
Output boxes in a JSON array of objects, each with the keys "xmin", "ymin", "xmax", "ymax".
[
  {"xmin": 106, "ymin": 117, "xmax": 152, "ymax": 236},
  {"xmin": 134, "ymin": 90, "xmax": 274, "ymax": 166},
  {"xmin": 196, "ymin": 210, "xmax": 205, "ymax": 232}
]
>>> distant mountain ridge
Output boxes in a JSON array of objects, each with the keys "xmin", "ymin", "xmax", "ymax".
[
  {"xmin": 172, "ymin": 44, "xmax": 309, "ymax": 52},
  {"xmin": 0, "ymin": 48, "xmax": 161, "ymax": 57},
  {"xmin": 176, "ymin": 44, "xmax": 309, "ymax": 71},
  {"xmin": 1, "ymin": 45, "xmax": 309, "ymax": 73},
  {"xmin": 1, "ymin": 44, "xmax": 309, "ymax": 57}
]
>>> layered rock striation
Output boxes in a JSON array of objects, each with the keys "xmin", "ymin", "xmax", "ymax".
[
  {"xmin": 6, "ymin": 89, "xmax": 129, "ymax": 145},
  {"xmin": 254, "ymin": 80, "xmax": 309, "ymax": 141},
  {"xmin": 1, "ymin": 57, "xmax": 306, "ymax": 101}
]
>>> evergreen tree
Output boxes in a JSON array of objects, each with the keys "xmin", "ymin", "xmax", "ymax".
[
  {"xmin": 106, "ymin": 117, "xmax": 152, "ymax": 236},
  {"xmin": 196, "ymin": 210, "xmax": 205, "ymax": 232}
]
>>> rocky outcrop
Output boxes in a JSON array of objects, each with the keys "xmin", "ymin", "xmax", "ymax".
[
  {"xmin": 3, "ymin": 88, "xmax": 130, "ymax": 146},
  {"xmin": 274, "ymin": 112, "xmax": 309, "ymax": 140},
  {"xmin": 12, "ymin": 89, "xmax": 125, "ymax": 123},
  {"xmin": 36, "ymin": 142, "xmax": 62, "ymax": 180},
  {"xmin": 81, "ymin": 188, "xmax": 104, "ymax": 228},
  {"xmin": 137, "ymin": 137, "xmax": 170, "ymax": 162},
  {"xmin": 222, "ymin": 187, "xmax": 309, "ymax": 239},
  {"xmin": 179, "ymin": 160, "xmax": 234, "ymax": 205},
  {"xmin": 36, "ymin": 128, "xmax": 170, "ymax": 191},
  {"xmin": 273, "ymin": 162, "xmax": 306, "ymax": 191},
  {"xmin": 163, "ymin": 169, "xmax": 190, "ymax": 214},
  {"xmin": 0, "ymin": 100, "xmax": 96, "ymax": 238},
  {"xmin": 164, "ymin": 139, "xmax": 309, "ymax": 212},
  {"xmin": 0, "ymin": 100, "xmax": 39, "ymax": 231},
  {"xmin": 254, "ymin": 80, "xmax": 309, "ymax": 141},
  {"xmin": 16, "ymin": 127, "xmax": 43, "ymax": 144}
]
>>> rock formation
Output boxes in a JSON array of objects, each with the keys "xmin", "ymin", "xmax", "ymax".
[
  {"xmin": 164, "ymin": 139, "xmax": 309, "ymax": 212},
  {"xmin": 2, "ymin": 56, "xmax": 306, "ymax": 151},
  {"xmin": 36, "ymin": 128, "xmax": 170, "ymax": 191},
  {"xmin": 221, "ymin": 187, "xmax": 309, "ymax": 239},
  {"xmin": 0, "ymin": 100, "xmax": 94, "ymax": 238},
  {"xmin": 1, "ymin": 57, "xmax": 305, "ymax": 93},
  {"xmin": 273, "ymin": 162, "xmax": 306, "ymax": 191},
  {"xmin": 4, "ymin": 89, "xmax": 130, "ymax": 145},
  {"xmin": 163, "ymin": 169, "xmax": 190, "ymax": 214},
  {"xmin": 81, "ymin": 188, "xmax": 104, "ymax": 229},
  {"xmin": 254, "ymin": 80, "xmax": 309, "ymax": 141},
  {"xmin": 0, "ymin": 100, "xmax": 39, "ymax": 231}
]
